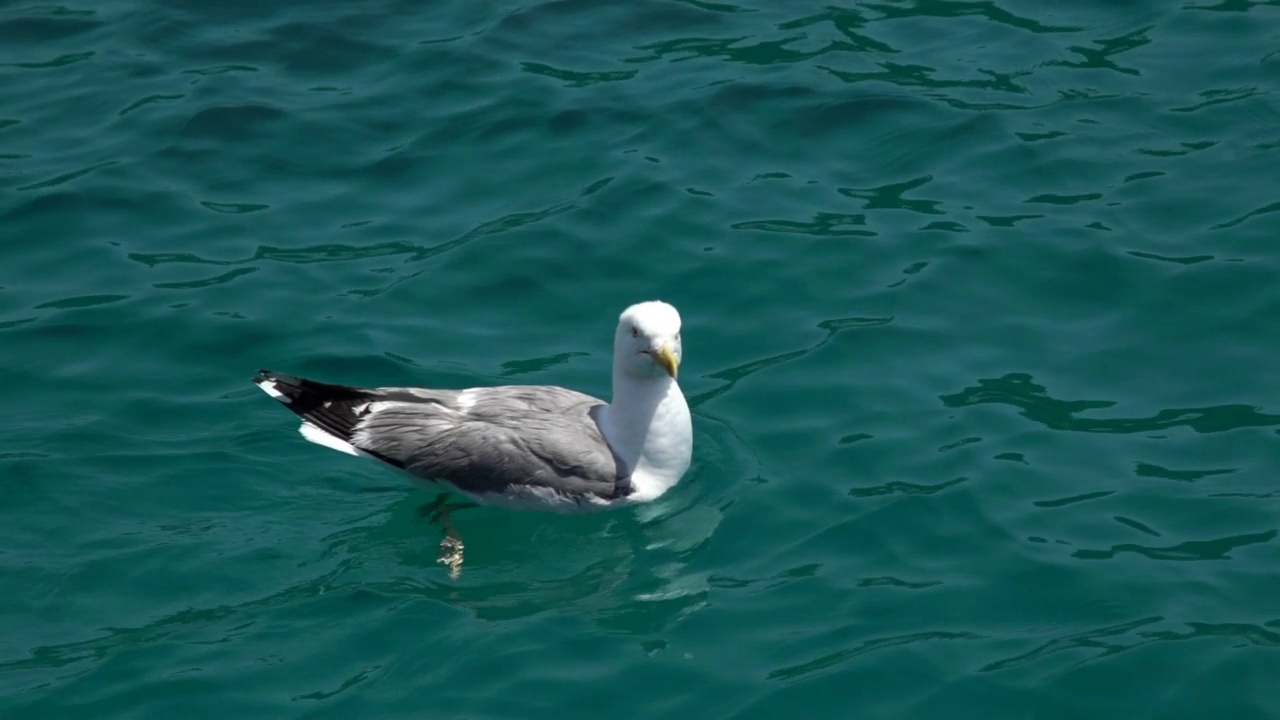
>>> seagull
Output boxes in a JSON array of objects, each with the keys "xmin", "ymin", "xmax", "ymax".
[{"xmin": 252, "ymin": 301, "xmax": 693, "ymax": 513}]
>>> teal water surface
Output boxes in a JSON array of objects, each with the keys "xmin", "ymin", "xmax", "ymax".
[{"xmin": 3, "ymin": 1, "xmax": 1279, "ymax": 717}]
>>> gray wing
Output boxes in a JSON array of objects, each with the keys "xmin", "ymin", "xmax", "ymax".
[
  {"xmin": 358, "ymin": 385, "xmax": 629, "ymax": 499},
  {"xmin": 254, "ymin": 372, "xmax": 629, "ymax": 500}
]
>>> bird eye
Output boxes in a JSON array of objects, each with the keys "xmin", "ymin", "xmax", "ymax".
[{"xmin": 630, "ymin": 326, "xmax": 638, "ymax": 338}]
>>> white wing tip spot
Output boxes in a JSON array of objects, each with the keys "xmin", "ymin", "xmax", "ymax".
[{"xmin": 257, "ymin": 379, "xmax": 287, "ymax": 400}]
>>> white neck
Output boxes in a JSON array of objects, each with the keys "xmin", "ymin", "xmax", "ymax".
[{"xmin": 598, "ymin": 367, "xmax": 692, "ymax": 503}]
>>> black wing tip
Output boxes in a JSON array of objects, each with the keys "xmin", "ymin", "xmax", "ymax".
[
  {"xmin": 252, "ymin": 373, "xmax": 390, "ymax": 461},
  {"xmin": 252, "ymin": 371, "xmax": 374, "ymax": 414}
]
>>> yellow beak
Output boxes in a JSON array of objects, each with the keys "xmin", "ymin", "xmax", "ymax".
[{"xmin": 653, "ymin": 343, "xmax": 679, "ymax": 379}]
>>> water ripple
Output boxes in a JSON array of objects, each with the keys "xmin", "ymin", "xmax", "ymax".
[
  {"xmin": 769, "ymin": 631, "xmax": 983, "ymax": 682},
  {"xmin": 942, "ymin": 373, "xmax": 1280, "ymax": 434},
  {"xmin": 981, "ymin": 616, "xmax": 1164, "ymax": 673},
  {"xmin": 1071, "ymin": 529, "xmax": 1278, "ymax": 562}
]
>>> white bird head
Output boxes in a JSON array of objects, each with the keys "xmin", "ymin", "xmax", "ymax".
[{"xmin": 614, "ymin": 301, "xmax": 683, "ymax": 380}]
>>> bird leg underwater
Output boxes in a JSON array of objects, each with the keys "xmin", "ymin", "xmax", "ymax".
[{"xmin": 418, "ymin": 493, "xmax": 474, "ymax": 579}]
